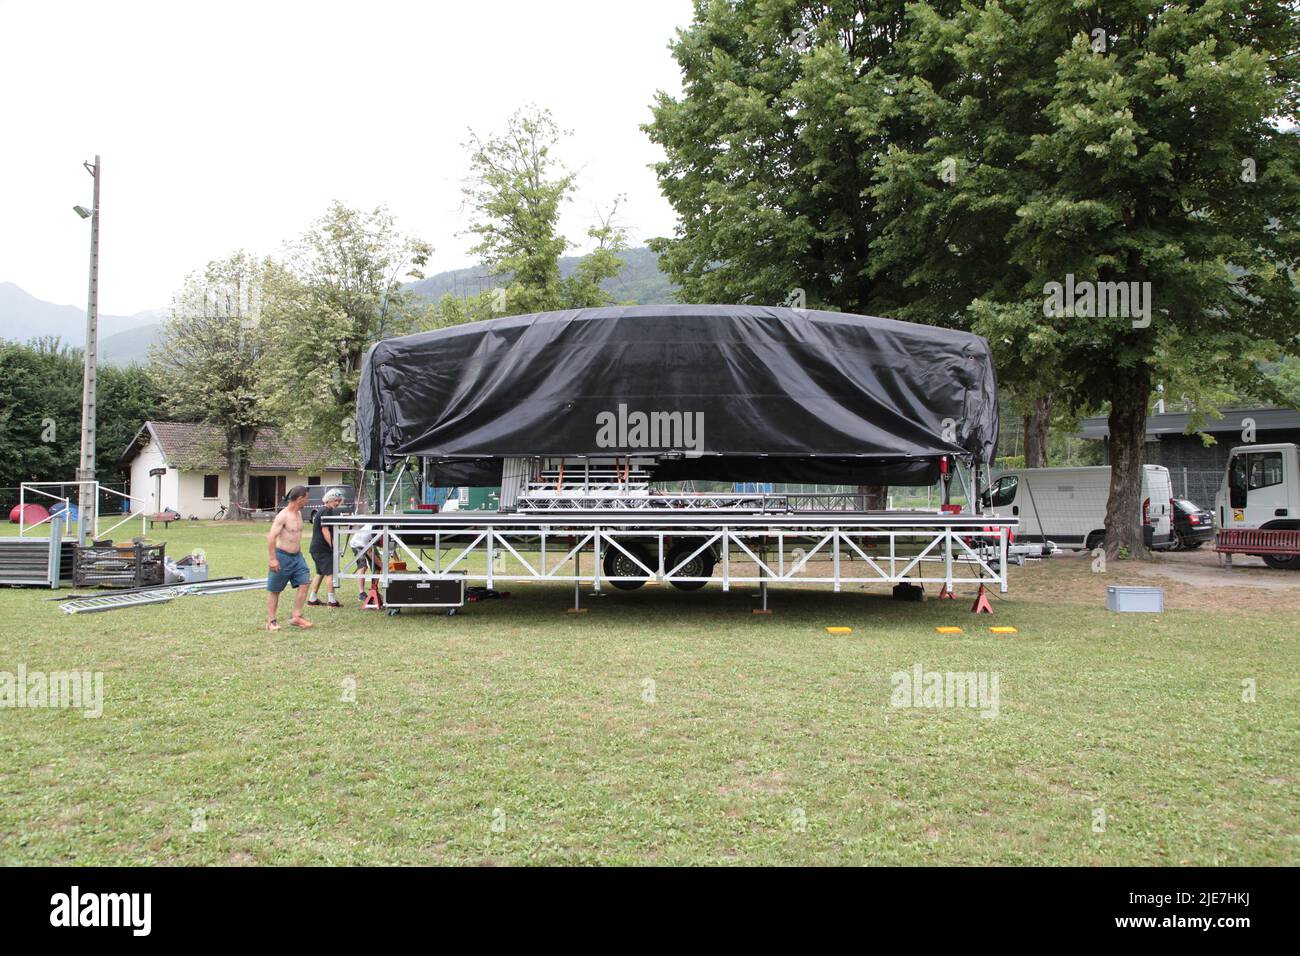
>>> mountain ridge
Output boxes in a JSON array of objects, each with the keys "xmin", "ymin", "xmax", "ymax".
[{"xmin": 1, "ymin": 246, "xmax": 677, "ymax": 365}]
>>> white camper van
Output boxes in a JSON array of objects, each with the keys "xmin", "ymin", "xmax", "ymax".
[{"xmin": 983, "ymin": 465, "xmax": 1175, "ymax": 551}]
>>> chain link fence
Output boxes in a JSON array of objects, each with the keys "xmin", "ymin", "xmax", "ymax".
[{"xmin": 1170, "ymin": 469, "xmax": 1224, "ymax": 510}]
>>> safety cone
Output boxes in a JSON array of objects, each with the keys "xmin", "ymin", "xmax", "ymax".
[{"xmin": 970, "ymin": 585, "xmax": 993, "ymax": 614}]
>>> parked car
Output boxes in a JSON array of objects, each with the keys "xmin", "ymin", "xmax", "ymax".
[{"xmin": 1171, "ymin": 498, "xmax": 1214, "ymax": 550}]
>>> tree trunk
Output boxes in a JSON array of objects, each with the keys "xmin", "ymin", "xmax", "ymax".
[
  {"xmin": 1022, "ymin": 393, "xmax": 1052, "ymax": 468},
  {"xmin": 224, "ymin": 426, "xmax": 257, "ymax": 520},
  {"xmin": 1103, "ymin": 366, "xmax": 1151, "ymax": 559},
  {"xmin": 857, "ymin": 484, "xmax": 887, "ymax": 511}
]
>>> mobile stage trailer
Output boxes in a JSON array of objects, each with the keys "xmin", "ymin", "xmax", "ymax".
[{"xmin": 325, "ymin": 304, "xmax": 1015, "ymax": 612}]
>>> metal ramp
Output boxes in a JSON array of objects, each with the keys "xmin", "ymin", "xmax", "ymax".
[
  {"xmin": 60, "ymin": 588, "xmax": 182, "ymax": 614},
  {"xmin": 58, "ymin": 578, "xmax": 267, "ymax": 614}
]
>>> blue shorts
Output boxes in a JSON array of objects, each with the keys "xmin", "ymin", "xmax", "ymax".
[{"xmin": 267, "ymin": 549, "xmax": 310, "ymax": 593}]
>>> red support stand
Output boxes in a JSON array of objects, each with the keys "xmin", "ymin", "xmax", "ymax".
[{"xmin": 970, "ymin": 585, "xmax": 993, "ymax": 614}]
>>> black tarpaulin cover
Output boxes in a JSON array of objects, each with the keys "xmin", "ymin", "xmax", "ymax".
[{"xmin": 356, "ymin": 305, "xmax": 998, "ymax": 485}]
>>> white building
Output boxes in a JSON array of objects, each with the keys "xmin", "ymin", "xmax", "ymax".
[{"xmin": 120, "ymin": 421, "xmax": 351, "ymax": 518}]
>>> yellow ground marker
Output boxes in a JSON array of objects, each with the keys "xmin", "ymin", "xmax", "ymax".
[
  {"xmin": 990, "ymin": 626, "xmax": 1018, "ymax": 634},
  {"xmin": 825, "ymin": 626, "xmax": 853, "ymax": 635},
  {"xmin": 935, "ymin": 626, "xmax": 963, "ymax": 634}
]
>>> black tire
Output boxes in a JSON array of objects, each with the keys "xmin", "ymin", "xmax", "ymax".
[
  {"xmin": 602, "ymin": 542, "xmax": 652, "ymax": 590},
  {"xmin": 1262, "ymin": 554, "xmax": 1300, "ymax": 571},
  {"xmin": 666, "ymin": 542, "xmax": 715, "ymax": 591}
]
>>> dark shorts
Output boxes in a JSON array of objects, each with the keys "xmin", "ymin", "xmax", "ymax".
[
  {"xmin": 267, "ymin": 549, "xmax": 310, "ymax": 593},
  {"xmin": 311, "ymin": 548, "xmax": 334, "ymax": 577}
]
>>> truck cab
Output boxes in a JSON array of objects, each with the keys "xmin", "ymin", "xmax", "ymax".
[
  {"xmin": 1215, "ymin": 443, "xmax": 1300, "ymax": 531},
  {"xmin": 1214, "ymin": 443, "xmax": 1300, "ymax": 569}
]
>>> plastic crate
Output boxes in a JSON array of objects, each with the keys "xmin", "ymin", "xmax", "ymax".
[
  {"xmin": 176, "ymin": 564, "xmax": 208, "ymax": 584},
  {"xmin": 1105, "ymin": 585, "xmax": 1163, "ymax": 613}
]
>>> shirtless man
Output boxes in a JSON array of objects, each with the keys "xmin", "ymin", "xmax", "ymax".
[{"xmin": 266, "ymin": 485, "xmax": 313, "ymax": 631}]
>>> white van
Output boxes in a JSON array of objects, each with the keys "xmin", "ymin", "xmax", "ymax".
[{"xmin": 983, "ymin": 465, "xmax": 1174, "ymax": 551}]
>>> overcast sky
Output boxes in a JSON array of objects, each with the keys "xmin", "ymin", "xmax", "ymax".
[{"xmin": 0, "ymin": 0, "xmax": 694, "ymax": 315}]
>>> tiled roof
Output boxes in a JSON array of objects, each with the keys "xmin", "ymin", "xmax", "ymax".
[{"xmin": 121, "ymin": 422, "xmax": 353, "ymax": 473}]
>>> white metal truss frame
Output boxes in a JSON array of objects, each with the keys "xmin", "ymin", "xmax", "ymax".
[
  {"xmin": 18, "ymin": 480, "xmax": 147, "ymax": 541},
  {"xmin": 329, "ymin": 514, "xmax": 1013, "ymax": 595}
]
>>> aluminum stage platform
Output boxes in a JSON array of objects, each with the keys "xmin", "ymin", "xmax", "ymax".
[{"xmin": 323, "ymin": 510, "xmax": 1018, "ymax": 607}]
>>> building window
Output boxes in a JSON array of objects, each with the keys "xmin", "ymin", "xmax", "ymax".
[
  {"xmin": 307, "ymin": 476, "xmax": 321, "ymax": 486},
  {"xmin": 203, "ymin": 474, "xmax": 219, "ymax": 498}
]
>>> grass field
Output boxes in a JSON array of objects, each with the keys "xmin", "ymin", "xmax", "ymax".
[{"xmin": 1, "ymin": 520, "xmax": 1296, "ymax": 865}]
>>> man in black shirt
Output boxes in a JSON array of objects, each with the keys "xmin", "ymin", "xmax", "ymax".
[{"xmin": 307, "ymin": 488, "xmax": 344, "ymax": 608}]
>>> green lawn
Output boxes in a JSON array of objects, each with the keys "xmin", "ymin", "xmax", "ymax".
[{"xmin": 0, "ymin": 520, "xmax": 1295, "ymax": 865}]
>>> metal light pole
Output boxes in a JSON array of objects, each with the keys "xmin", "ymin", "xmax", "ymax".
[{"xmin": 74, "ymin": 155, "xmax": 101, "ymax": 544}]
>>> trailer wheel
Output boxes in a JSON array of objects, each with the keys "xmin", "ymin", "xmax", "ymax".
[
  {"xmin": 602, "ymin": 543, "xmax": 652, "ymax": 590},
  {"xmin": 666, "ymin": 543, "xmax": 715, "ymax": 591},
  {"xmin": 1262, "ymin": 554, "xmax": 1300, "ymax": 570}
]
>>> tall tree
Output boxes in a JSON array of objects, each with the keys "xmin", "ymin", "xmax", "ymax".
[
  {"xmin": 452, "ymin": 106, "xmax": 628, "ymax": 320},
  {"xmin": 873, "ymin": 0, "xmax": 1300, "ymax": 556},
  {"xmin": 152, "ymin": 252, "xmax": 270, "ymax": 518},
  {"xmin": 463, "ymin": 106, "xmax": 574, "ymax": 314},
  {"xmin": 0, "ymin": 338, "xmax": 82, "ymax": 489},
  {"xmin": 647, "ymin": 1, "xmax": 920, "ymax": 311},
  {"xmin": 0, "ymin": 339, "xmax": 168, "ymax": 494},
  {"xmin": 645, "ymin": 0, "xmax": 957, "ymax": 511},
  {"xmin": 650, "ymin": 0, "xmax": 1300, "ymax": 556},
  {"xmin": 259, "ymin": 202, "xmax": 432, "ymax": 470},
  {"xmin": 95, "ymin": 362, "xmax": 168, "ymax": 482}
]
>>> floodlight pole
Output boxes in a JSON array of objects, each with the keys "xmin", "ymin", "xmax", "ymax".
[{"xmin": 77, "ymin": 155, "xmax": 101, "ymax": 544}]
